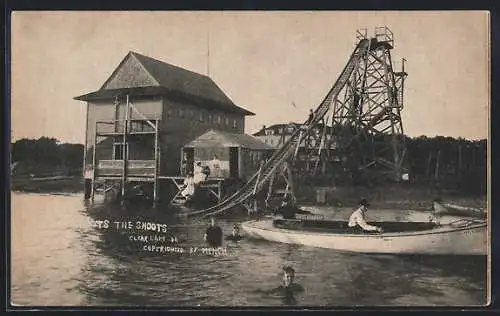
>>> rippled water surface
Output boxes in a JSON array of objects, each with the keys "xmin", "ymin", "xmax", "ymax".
[{"xmin": 11, "ymin": 192, "xmax": 487, "ymax": 307}]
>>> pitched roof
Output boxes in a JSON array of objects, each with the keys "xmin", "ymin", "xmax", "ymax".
[
  {"xmin": 74, "ymin": 51, "xmax": 254, "ymax": 116},
  {"xmin": 184, "ymin": 129, "xmax": 274, "ymax": 150}
]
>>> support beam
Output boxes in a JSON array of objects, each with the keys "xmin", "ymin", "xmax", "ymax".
[
  {"xmin": 153, "ymin": 119, "xmax": 159, "ymax": 207},
  {"xmin": 82, "ymin": 102, "xmax": 89, "ymax": 180},
  {"xmin": 91, "ymin": 123, "xmax": 97, "ymax": 201},
  {"xmin": 121, "ymin": 95, "xmax": 130, "ymax": 201}
]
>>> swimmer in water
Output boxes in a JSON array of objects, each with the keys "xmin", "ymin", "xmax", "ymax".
[
  {"xmin": 225, "ymin": 224, "xmax": 244, "ymax": 242},
  {"xmin": 261, "ymin": 266, "xmax": 304, "ymax": 305}
]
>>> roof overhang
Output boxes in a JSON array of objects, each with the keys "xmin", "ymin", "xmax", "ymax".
[
  {"xmin": 73, "ymin": 86, "xmax": 167, "ymax": 101},
  {"xmin": 74, "ymin": 86, "xmax": 255, "ymax": 116}
]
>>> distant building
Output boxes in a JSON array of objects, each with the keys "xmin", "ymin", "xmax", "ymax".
[
  {"xmin": 74, "ymin": 51, "xmax": 255, "ymax": 201},
  {"xmin": 253, "ymin": 123, "xmax": 338, "ymax": 151}
]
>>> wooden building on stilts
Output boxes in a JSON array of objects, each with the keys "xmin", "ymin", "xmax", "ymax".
[{"xmin": 74, "ymin": 51, "xmax": 255, "ymax": 206}]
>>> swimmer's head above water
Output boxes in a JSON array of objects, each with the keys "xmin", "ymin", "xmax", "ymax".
[{"xmin": 282, "ymin": 266, "xmax": 295, "ymax": 287}]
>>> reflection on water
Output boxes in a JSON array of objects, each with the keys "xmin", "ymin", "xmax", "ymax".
[{"xmin": 11, "ymin": 192, "xmax": 487, "ymax": 306}]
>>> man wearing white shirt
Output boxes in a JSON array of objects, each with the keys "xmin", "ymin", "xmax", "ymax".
[{"xmin": 348, "ymin": 199, "xmax": 383, "ymax": 233}]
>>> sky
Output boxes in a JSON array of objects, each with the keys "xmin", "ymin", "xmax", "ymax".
[{"xmin": 11, "ymin": 11, "xmax": 489, "ymax": 144}]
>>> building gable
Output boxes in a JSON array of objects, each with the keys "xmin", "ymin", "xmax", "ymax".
[
  {"xmin": 101, "ymin": 53, "xmax": 160, "ymax": 90},
  {"xmin": 75, "ymin": 52, "xmax": 255, "ymax": 116}
]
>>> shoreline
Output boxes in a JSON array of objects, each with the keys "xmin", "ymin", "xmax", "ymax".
[
  {"xmin": 10, "ymin": 177, "xmax": 486, "ymax": 211},
  {"xmin": 11, "ymin": 176, "xmax": 84, "ymax": 194}
]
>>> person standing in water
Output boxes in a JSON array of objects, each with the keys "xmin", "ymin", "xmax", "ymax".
[{"xmin": 204, "ymin": 217, "xmax": 223, "ymax": 247}]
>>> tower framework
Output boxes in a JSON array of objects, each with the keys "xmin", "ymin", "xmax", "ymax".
[{"xmin": 294, "ymin": 27, "xmax": 408, "ymax": 183}]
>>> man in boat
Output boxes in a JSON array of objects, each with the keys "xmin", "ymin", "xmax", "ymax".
[
  {"xmin": 275, "ymin": 195, "xmax": 311, "ymax": 219},
  {"xmin": 348, "ymin": 198, "xmax": 383, "ymax": 233},
  {"xmin": 225, "ymin": 224, "xmax": 244, "ymax": 242},
  {"xmin": 204, "ymin": 217, "xmax": 223, "ymax": 247}
]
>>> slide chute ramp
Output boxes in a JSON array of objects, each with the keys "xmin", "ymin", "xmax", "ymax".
[{"xmin": 182, "ymin": 39, "xmax": 370, "ymax": 218}]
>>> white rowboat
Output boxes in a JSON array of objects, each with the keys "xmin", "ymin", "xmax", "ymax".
[{"xmin": 241, "ymin": 218, "xmax": 487, "ymax": 255}]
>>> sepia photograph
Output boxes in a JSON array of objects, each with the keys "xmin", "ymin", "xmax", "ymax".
[{"xmin": 10, "ymin": 11, "xmax": 489, "ymax": 307}]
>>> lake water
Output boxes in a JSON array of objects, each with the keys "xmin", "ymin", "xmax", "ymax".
[{"xmin": 11, "ymin": 192, "xmax": 487, "ymax": 307}]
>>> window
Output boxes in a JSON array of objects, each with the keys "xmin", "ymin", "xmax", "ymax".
[
  {"xmin": 208, "ymin": 114, "xmax": 213, "ymax": 122},
  {"xmin": 217, "ymin": 115, "xmax": 221, "ymax": 124},
  {"xmin": 113, "ymin": 143, "xmax": 129, "ymax": 160},
  {"xmin": 199, "ymin": 112, "xmax": 204, "ymax": 122},
  {"xmin": 225, "ymin": 117, "xmax": 229, "ymax": 125},
  {"xmin": 233, "ymin": 119, "xmax": 237, "ymax": 128}
]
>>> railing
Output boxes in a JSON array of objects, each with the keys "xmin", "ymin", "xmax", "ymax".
[
  {"xmin": 374, "ymin": 26, "xmax": 394, "ymax": 47},
  {"xmin": 356, "ymin": 28, "xmax": 368, "ymax": 41},
  {"xmin": 96, "ymin": 119, "xmax": 159, "ymax": 135},
  {"xmin": 97, "ymin": 160, "xmax": 156, "ymax": 177}
]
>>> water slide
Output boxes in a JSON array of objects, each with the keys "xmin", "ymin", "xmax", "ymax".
[{"xmin": 181, "ymin": 39, "xmax": 371, "ymax": 218}]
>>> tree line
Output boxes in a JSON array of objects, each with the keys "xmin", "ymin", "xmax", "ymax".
[
  {"xmin": 405, "ymin": 135, "xmax": 487, "ymax": 195},
  {"xmin": 11, "ymin": 137, "xmax": 84, "ymax": 176},
  {"xmin": 10, "ymin": 135, "xmax": 487, "ymax": 195}
]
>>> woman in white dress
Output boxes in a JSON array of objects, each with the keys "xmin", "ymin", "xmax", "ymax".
[
  {"xmin": 181, "ymin": 172, "xmax": 195, "ymax": 199},
  {"xmin": 193, "ymin": 161, "xmax": 207, "ymax": 184}
]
